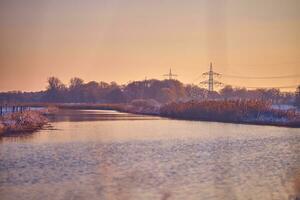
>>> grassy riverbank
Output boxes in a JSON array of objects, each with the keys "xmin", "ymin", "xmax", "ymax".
[
  {"xmin": 0, "ymin": 111, "xmax": 48, "ymax": 136},
  {"xmin": 20, "ymin": 101, "xmax": 300, "ymax": 128},
  {"xmin": 20, "ymin": 102, "xmax": 159, "ymax": 115},
  {"xmin": 160, "ymin": 100, "xmax": 300, "ymax": 128}
]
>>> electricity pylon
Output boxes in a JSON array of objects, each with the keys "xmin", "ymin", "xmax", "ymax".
[
  {"xmin": 200, "ymin": 63, "xmax": 223, "ymax": 92},
  {"xmin": 163, "ymin": 68, "xmax": 178, "ymax": 80}
]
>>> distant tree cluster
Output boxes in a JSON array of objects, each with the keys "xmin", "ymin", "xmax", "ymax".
[
  {"xmin": 0, "ymin": 77, "xmax": 297, "ymax": 105},
  {"xmin": 0, "ymin": 91, "xmax": 44, "ymax": 103},
  {"xmin": 42, "ymin": 77, "xmax": 124, "ymax": 103},
  {"xmin": 219, "ymin": 85, "xmax": 295, "ymax": 104},
  {"xmin": 295, "ymin": 85, "xmax": 300, "ymax": 108}
]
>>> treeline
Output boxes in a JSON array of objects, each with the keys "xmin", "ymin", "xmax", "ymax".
[
  {"xmin": 295, "ymin": 86, "xmax": 300, "ymax": 108},
  {"xmin": 0, "ymin": 76, "xmax": 298, "ymax": 105}
]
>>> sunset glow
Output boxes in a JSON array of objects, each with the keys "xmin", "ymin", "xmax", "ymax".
[{"xmin": 0, "ymin": 0, "xmax": 299, "ymax": 91}]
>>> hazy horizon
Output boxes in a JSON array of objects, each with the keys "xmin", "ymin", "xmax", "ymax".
[{"xmin": 0, "ymin": 0, "xmax": 299, "ymax": 92}]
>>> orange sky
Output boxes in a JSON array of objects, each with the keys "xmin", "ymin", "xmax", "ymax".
[{"xmin": 0, "ymin": 0, "xmax": 299, "ymax": 92}]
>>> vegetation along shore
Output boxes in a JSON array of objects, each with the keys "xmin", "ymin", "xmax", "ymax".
[
  {"xmin": 20, "ymin": 99, "xmax": 300, "ymax": 128},
  {"xmin": 0, "ymin": 110, "xmax": 48, "ymax": 136},
  {"xmin": 160, "ymin": 100, "xmax": 300, "ymax": 128},
  {"xmin": 0, "ymin": 77, "xmax": 299, "ymax": 135}
]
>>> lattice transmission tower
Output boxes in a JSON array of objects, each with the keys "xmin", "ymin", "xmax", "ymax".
[
  {"xmin": 200, "ymin": 63, "xmax": 223, "ymax": 92},
  {"xmin": 163, "ymin": 68, "xmax": 178, "ymax": 80}
]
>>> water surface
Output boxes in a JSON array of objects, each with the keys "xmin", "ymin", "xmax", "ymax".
[{"xmin": 1, "ymin": 109, "xmax": 300, "ymax": 200}]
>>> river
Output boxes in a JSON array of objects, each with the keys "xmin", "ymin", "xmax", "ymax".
[{"xmin": 0, "ymin": 109, "xmax": 300, "ymax": 200}]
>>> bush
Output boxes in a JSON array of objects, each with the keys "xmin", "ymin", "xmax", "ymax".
[{"xmin": 0, "ymin": 111, "xmax": 48, "ymax": 135}]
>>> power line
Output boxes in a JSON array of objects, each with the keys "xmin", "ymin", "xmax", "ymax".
[
  {"xmin": 196, "ymin": 64, "xmax": 299, "ymax": 90},
  {"xmin": 218, "ymin": 61, "xmax": 300, "ymax": 68},
  {"xmin": 221, "ymin": 74, "xmax": 300, "ymax": 79},
  {"xmin": 191, "ymin": 75, "xmax": 202, "ymax": 84},
  {"xmin": 192, "ymin": 62, "xmax": 299, "ymax": 91}
]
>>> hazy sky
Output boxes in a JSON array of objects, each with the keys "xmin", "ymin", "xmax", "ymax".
[{"xmin": 0, "ymin": 0, "xmax": 299, "ymax": 91}]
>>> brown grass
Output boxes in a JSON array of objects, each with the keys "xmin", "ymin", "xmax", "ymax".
[
  {"xmin": 160, "ymin": 100, "xmax": 300, "ymax": 127},
  {"xmin": 0, "ymin": 111, "xmax": 48, "ymax": 136}
]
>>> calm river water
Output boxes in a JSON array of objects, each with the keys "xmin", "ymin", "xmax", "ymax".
[{"xmin": 1, "ymin": 109, "xmax": 300, "ymax": 200}]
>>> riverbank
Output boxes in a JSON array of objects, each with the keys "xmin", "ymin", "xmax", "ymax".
[
  {"xmin": 19, "ymin": 102, "xmax": 159, "ymax": 116},
  {"xmin": 160, "ymin": 100, "xmax": 300, "ymax": 128},
  {"xmin": 21, "ymin": 101, "xmax": 300, "ymax": 128},
  {"xmin": 0, "ymin": 110, "xmax": 48, "ymax": 136}
]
